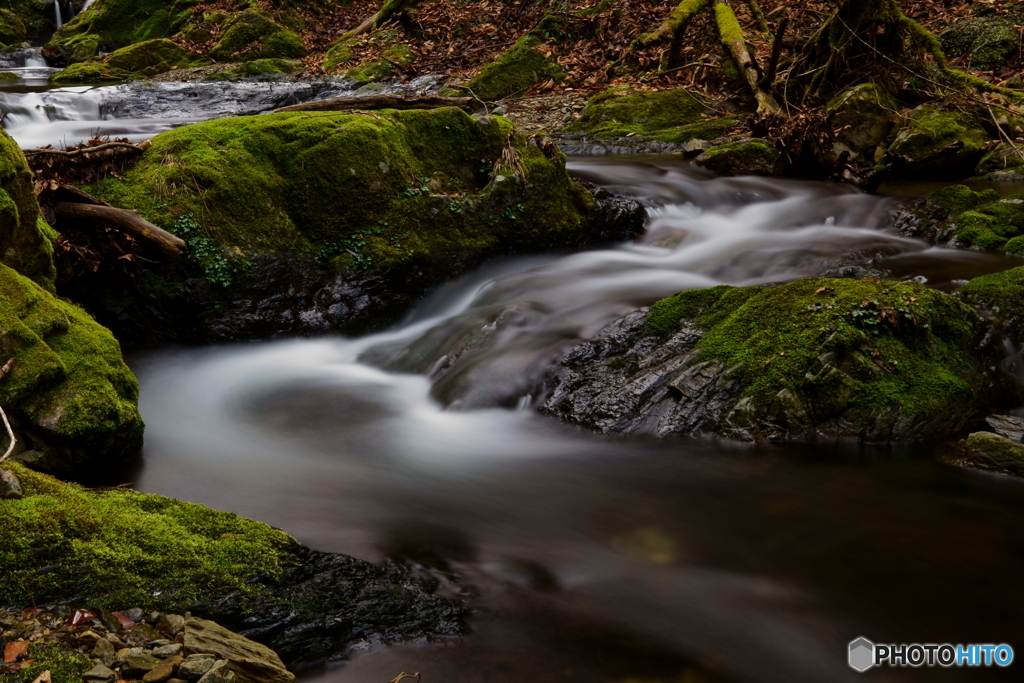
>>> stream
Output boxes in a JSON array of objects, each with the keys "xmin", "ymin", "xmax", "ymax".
[{"xmin": 4, "ymin": 66, "xmax": 1024, "ymax": 682}]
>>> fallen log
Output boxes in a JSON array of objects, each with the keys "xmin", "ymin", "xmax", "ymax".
[
  {"xmin": 53, "ymin": 201, "xmax": 185, "ymax": 258},
  {"xmin": 714, "ymin": 0, "xmax": 781, "ymax": 114},
  {"xmin": 274, "ymin": 94, "xmax": 474, "ymax": 114}
]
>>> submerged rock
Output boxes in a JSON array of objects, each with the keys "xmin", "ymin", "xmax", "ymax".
[
  {"xmin": 539, "ymin": 279, "xmax": 991, "ymax": 443},
  {"xmin": 78, "ymin": 108, "xmax": 642, "ymax": 345}
]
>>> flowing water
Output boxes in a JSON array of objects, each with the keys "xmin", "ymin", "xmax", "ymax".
[
  {"xmin": 3, "ymin": 72, "xmax": 1024, "ymax": 681},
  {"xmin": 123, "ymin": 161, "xmax": 1024, "ymax": 682}
]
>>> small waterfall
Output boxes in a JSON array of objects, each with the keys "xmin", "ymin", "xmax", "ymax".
[
  {"xmin": 53, "ymin": 0, "xmax": 63, "ymax": 29},
  {"xmin": 24, "ymin": 49, "xmax": 47, "ymax": 68},
  {"xmin": 82, "ymin": 0, "xmax": 97, "ymax": 10}
]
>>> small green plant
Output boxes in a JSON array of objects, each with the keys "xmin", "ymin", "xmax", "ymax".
[{"xmin": 169, "ymin": 214, "xmax": 234, "ymax": 288}]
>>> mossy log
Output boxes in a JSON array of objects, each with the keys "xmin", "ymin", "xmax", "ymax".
[
  {"xmin": 714, "ymin": 0, "xmax": 780, "ymax": 114},
  {"xmin": 341, "ymin": 0, "xmax": 424, "ymax": 41},
  {"xmin": 638, "ymin": 0, "xmax": 709, "ymax": 47},
  {"xmin": 53, "ymin": 201, "xmax": 185, "ymax": 258},
  {"xmin": 275, "ymin": 94, "xmax": 474, "ymax": 114}
]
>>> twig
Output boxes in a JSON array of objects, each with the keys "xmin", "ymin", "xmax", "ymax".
[
  {"xmin": 0, "ymin": 359, "xmax": 16, "ymax": 464},
  {"xmin": 388, "ymin": 674, "xmax": 421, "ymax": 683},
  {"xmin": 758, "ymin": 14, "xmax": 789, "ymax": 89}
]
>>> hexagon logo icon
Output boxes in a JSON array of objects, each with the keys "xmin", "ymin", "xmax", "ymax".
[{"xmin": 849, "ymin": 637, "xmax": 875, "ymax": 672}]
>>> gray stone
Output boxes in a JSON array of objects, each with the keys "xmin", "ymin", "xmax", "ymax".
[
  {"xmin": 178, "ymin": 657, "xmax": 217, "ymax": 681},
  {"xmin": 83, "ymin": 663, "xmax": 117, "ymax": 683},
  {"xmin": 120, "ymin": 650, "xmax": 162, "ymax": 678},
  {"xmin": 985, "ymin": 414, "xmax": 1024, "ymax": 442},
  {"xmin": 956, "ymin": 432, "xmax": 1024, "ymax": 477},
  {"xmin": 157, "ymin": 613, "xmax": 187, "ymax": 636},
  {"xmin": 682, "ymin": 139, "xmax": 712, "ymax": 158},
  {"xmin": 92, "ymin": 637, "xmax": 116, "ymax": 666},
  {"xmin": 196, "ymin": 661, "xmax": 234, "ymax": 683},
  {"xmin": 0, "ymin": 468, "xmax": 23, "ymax": 500},
  {"xmin": 124, "ymin": 608, "xmax": 145, "ymax": 623},
  {"xmin": 154, "ymin": 643, "xmax": 184, "ymax": 659}
]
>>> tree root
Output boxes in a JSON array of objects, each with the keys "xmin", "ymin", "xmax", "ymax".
[{"xmin": 715, "ymin": 0, "xmax": 780, "ymax": 113}]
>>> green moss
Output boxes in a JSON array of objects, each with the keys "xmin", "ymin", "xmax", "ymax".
[
  {"xmin": 0, "ymin": 263, "xmax": 143, "ymax": 467},
  {"xmin": 13, "ymin": 643, "xmax": 93, "ymax": 683},
  {"xmin": 976, "ymin": 143, "xmax": 1024, "ymax": 175},
  {"xmin": 105, "ymin": 38, "xmax": 193, "ymax": 76},
  {"xmin": 205, "ymin": 58, "xmax": 303, "ymax": 80},
  {"xmin": 696, "ymin": 138, "xmax": 779, "ymax": 176},
  {"xmin": 49, "ymin": 61, "xmax": 136, "ymax": 84},
  {"xmin": 0, "ymin": 462, "xmax": 293, "ymax": 610},
  {"xmin": 567, "ymin": 87, "xmax": 710, "ymax": 139},
  {"xmin": 940, "ymin": 15, "xmax": 1021, "ymax": 72},
  {"xmin": 323, "ymin": 39, "xmax": 354, "ymax": 71},
  {"xmin": 961, "ymin": 266, "xmax": 1024, "ymax": 342},
  {"xmin": 888, "ymin": 104, "xmax": 988, "ymax": 161},
  {"xmin": 61, "ymin": 32, "xmax": 103, "ymax": 63},
  {"xmin": 650, "ymin": 278, "xmax": 981, "ymax": 427},
  {"xmin": 929, "ymin": 184, "xmax": 999, "ymax": 214},
  {"xmin": 88, "ymin": 109, "xmax": 596, "ymax": 282},
  {"xmin": 0, "ymin": 129, "xmax": 56, "ymax": 289},
  {"xmin": 2, "ymin": 0, "xmax": 51, "ymax": 40},
  {"xmin": 0, "ymin": 8, "xmax": 26, "ymax": 46},
  {"xmin": 209, "ymin": 10, "xmax": 307, "ymax": 62},
  {"xmin": 0, "ymin": 71, "xmax": 19, "ymax": 81},
  {"xmin": 825, "ymin": 83, "xmax": 896, "ymax": 158},
  {"xmin": 458, "ymin": 33, "xmax": 565, "ymax": 102},
  {"xmin": 48, "ymin": 0, "xmax": 178, "ymax": 58}
]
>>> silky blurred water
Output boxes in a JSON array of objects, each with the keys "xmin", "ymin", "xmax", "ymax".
[{"xmin": 123, "ymin": 159, "xmax": 1024, "ymax": 682}]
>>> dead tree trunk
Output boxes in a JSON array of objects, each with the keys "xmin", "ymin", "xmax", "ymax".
[
  {"xmin": 714, "ymin": 0, "xmax": 780, "ymax": 113},
  {"xmin": 53, "ymin": 200, "xmax": 185, "ymax": 258}
]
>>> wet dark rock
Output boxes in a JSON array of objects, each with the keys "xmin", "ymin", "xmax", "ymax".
[
  {"xmin": 83, "ymin": 663, "xmax": 117, "ymax": 683},
  {"xmin": 0, "ymin": 468, "xmax": 23, "ymax": 500},
  {"xmin": 198, "ymin": 546, "xmax": 465, "ymax": 670}
]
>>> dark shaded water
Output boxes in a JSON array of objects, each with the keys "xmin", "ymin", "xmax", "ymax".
[{"xmin": 120, "ymin": 160, "xmax": 1024, "ymax": 682}]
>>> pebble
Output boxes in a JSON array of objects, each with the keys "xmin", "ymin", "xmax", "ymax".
[
  {"xmin": 153, "ymin": 643, "xmax": 184, "ymax": 658},
  {"xmin": 82, "ymin": 663, "xmax": 117, "ymax": 683}
]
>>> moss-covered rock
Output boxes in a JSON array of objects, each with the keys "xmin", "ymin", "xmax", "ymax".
[
  {"xmin": 974, "ymin": 142, "xmax": 1024, "ymax": 179},
  {"xmin": 0, "ymin": 262, "xmax": 144, "ymax": 475},
  {"xmin": 0, "ymin": 8, "xmax": 26, "ymax": 46},
  {"xmin": 0, "ymin": 461, "xmax": 465, "ymax": 667},
  {"xmin": 541, "ymin": 278, "xmax": 989, "ymax": 442},
  {"xmin": 825, "ymin": 83, "xmax": 896, "ymax": 162},
  {"xmin": 960, "ymin": 265, "xmax": 1024, "ymax": 345},
  {"xmin": 940, "ymin": 15, "xmax": 1021, "ymax": 72},
  {"xmin": 322, "ymin": 38, "xmax": 353, "ymax": 72},
  {"xmin": 893, "ymin": 184, "xmax": 1024, "ymax": 253},
  {"xmin": 3, "ymin": 0, "xmax": 51, "ymax": 41},
  {"xmin": 457, "ymin": 31, "xmax": 564, "ymax": 102},
  {"xmin": 565, "ymin": 87, "xmax": 717, "ymax": 141},
  {"xmin": 47, "ymin": 0, "xmax": 187, "ymax": 61},
  {"xmin": 48, "ymin": 61, "xmax": 135, "ymax": 84},
  {"xmin": 344, "ymin": 43, "xmax": 414, "ymax": 85},
  {"xmin": 77, "ymin": 108, "xmax": 635, "ymax": 344},
  {"xmin": 105, "ymin": 37, "xmax": 194, "ymax": 75},
  {"xmin": 887, "ymin": 104, "xmax": 989, "ymax": 175},
  {"xmin": 694, "ymin": 138, "xmax": 779, "ymax": 176},
  {"xmin": 205, "ymin": 57, "xmax": 303, "ymax": 80},
  {"xmin": 209, "ymin": 10, "xmax": 307, "ymax": 62},
  {"xmin": 0, "ymin": 130, "xmax": 56, "ymax": 289},
  {"xmin": 953, "ymin": 431, "xmax": 1024, "ymax": 477},
  {"xmin": 0, "ymin": 462, "xmax": 292, "ymax": 610}
]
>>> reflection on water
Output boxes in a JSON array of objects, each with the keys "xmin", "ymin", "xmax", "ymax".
[{"xmin": 129, "ymin": 160, "xmax": 1024, "ymax": 681}]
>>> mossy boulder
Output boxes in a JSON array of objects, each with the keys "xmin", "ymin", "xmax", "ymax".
[
  {"xmin": 887, "ymin": 104, "xmax": 989, "ymax": 175},
  {"xmin": 0, "ymin": 262, "xmax": 144, "ymax": 476},
  {"xmin": 48, "ymin": 61, "xmax": 135, "ymax": 84},
  {"xmin": 323, "ymin": 38, "xmax": 353, "ymax": 72},
  {"xmin": 205, "ymin": 58, "xmax": 303, "ymax": 80},
  {"xmin": 960, "ymin": 266, "xmax": 1024, "ymax": 346},
  {"xmin": 344, "ymin": 43, "xmax": 414, "ymax": 85},
  {"xmin": 105, "ymin": 38, "xmax": 194, "ymax": 76},
  {"xmin": 894, "ymin": 184, "xmax": 1024, "ymax": 253},
  {"xmin": 0, "ymin": 129, "xmax": 56, "ymax": 289},
  {"xmin": 0, "ymin": 462, "xmax": 293, "ymax": 610},
  {"xmin": 940, "ymin": 15, "xmax": 1021, "ymax": 72},
  {"xmin": 825, "ymin": 83, "xmax": 896, "ymax": 162},
  {"xmin": 953, "ymin": 432, "xmax": 1024, "ymax": 477},
  {"xmin": 3, "ymin": 0, "xmax": 51, "ymax": 41},
  {"xmin": 0, "ymin": 9, "xmax": 26, "ymax": 46},
  {"xmin": 457, "ymin": 32, "xmax": 564, "ymax": 102},
  {"xmin": 694, "ymin": 138, "xmax": 779, "ymax": 176},
  {"xmin": 565, "ymin": 87, "xmax": 719, "ymax": 141},
  {"xmin": 541, "ymin": 278, "xmax": 989, "ymax": 442},
  {"xmin": 209, "ymin": 10, "xmax": 307, "ymax": 62},
  {"xmin": 79, "ymin": 108, "xmax": 636, "ymax": 344},
  {"xmin": 48, "ymin": 0, "xmax": 188, "ymax": 61},
  {"xmin": 974, "ymin": 142, "xmax": 1024, "ymax": 180}
]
